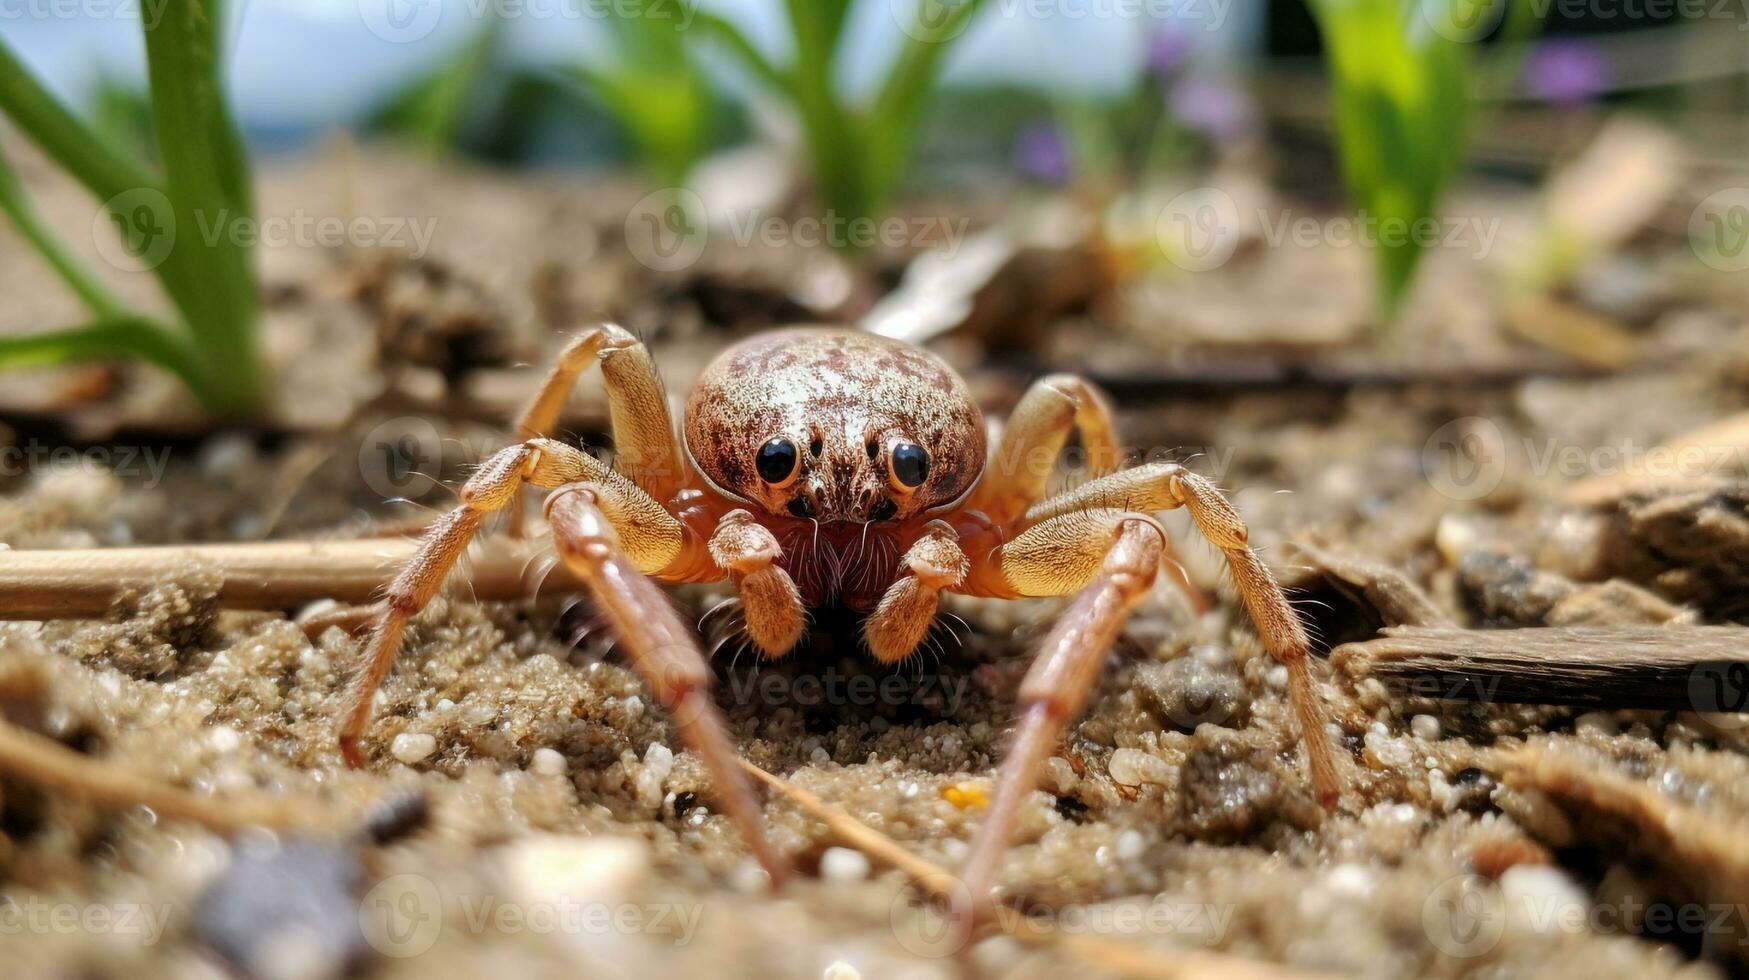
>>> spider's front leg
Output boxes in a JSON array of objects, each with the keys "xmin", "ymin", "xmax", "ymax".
[
  {"xmin": 865, "ymin": 520, "xmax": 968, "ymax": 663},
  {"xmin": 707, "ymin": 510, "xmax": 804, "ymax": 656},
  {"xmin": 1022, "ymin": 461, "xmax": 1341, "ymax": 811},
  {"xmin": 958, "ymin": 509, "xmax": 1166, "ymax": 906},
  {"xmin": 336, "ymin": 439, "xmax": 787, "ymax": 883}
]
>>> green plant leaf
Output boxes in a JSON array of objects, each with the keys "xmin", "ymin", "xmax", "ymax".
[
  {"xmin": 866, "ymin": 0, "xmax": 988, "ymax": 206},
  {"xmin": 0, "ymin": 316, "xmax": 206, "ymax": 393},
  {"xmin": 1308, "ymin": 0, "xmax": 1473, "ymax": 320},
  {"xmin": 0, "ymin": 41, "xmax": 158, "ymax": 206},
  {"xmin": 142, "ymin": 0, "xmax": 264, "ymax": 413},
  {"xmin": 0, "ymin": 143, "xmax": 128, "ymax": 320}
]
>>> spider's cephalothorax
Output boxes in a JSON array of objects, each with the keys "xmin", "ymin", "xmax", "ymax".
[
  {"xmin": 682, "ymin": 330, "xmax": 985, "ymax": 609},
  {"xmin": 337, "ymin": 324, "xmax": 1344, "ymax": 913}
]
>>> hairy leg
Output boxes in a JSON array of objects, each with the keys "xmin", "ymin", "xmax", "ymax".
[
  {"xmin": 337, "ymin": 438, "xmax": 679, "ymax": 766},
  {"xmin": 1022, "ymin": 462, "xmax": 1342, "ymax": 808},
  {"xmin": 707, "ymin": 510, "xmax": 805, "ymax": 657},
  {"xmin": 960, "ymin": 512, "xmax": 1165, "ymax": 907},
  {"xmin": 547, "ymin": 487, "xmax": 785, "ymax": 884},
  {"xmin": 864, "ymin": 521, "xmax": 968, "ymax": 663},
  {"xmin": 508, "ymin": 323, "xmax": 688, "ymax": 535},
  {"xmin": 965, "ymin": 374, "xmax": 1120, "ymax": 526}
]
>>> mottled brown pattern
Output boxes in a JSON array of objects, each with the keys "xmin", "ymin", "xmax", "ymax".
[{"xmin": 683, "ymin": 329, "xmax": 986, "ymax": 522}]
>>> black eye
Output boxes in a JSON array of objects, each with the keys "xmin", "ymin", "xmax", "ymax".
[
  {"xmin": 756, "ymin": 437, "xmax": 799, "ymax": 485},
  {"xmin": 889, "ymin": 443, "xmax": 929, "ymax": 489}
]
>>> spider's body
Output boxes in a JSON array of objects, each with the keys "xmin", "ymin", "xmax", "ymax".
[{"xmin": 337, "ymin": 324, "xmax": 1342, "ymax": 909}]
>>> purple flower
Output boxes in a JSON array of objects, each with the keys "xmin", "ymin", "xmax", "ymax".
[
  {"xmin": 1014, "ymin": 122, "xmax": 1073, "ymax": 185},
  {"xmin": 1146, "ymin": 26, "xmax": 1193, "ymax": 78},
  {"xmin": 1524, "ymin": 39, "xmax": 1610, "ymax": 105},
  {"xmin": 1170, "ymin": 73, "xmax": 1252, "ymax": 142}
]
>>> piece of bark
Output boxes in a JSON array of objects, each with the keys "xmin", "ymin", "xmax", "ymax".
[
  {"xmin": 0, "ymin": 537, "xmax": 582, "ymax": 620},
  {"xmin": 1291, "ymin": 542, "xmax": 1450, "ymax": 628},
  {"xmin": 1491, "ymin": 743, "xmax": 1749, "ymax": 960},
  {"xmin": 1332, "ymin": 625, "xmax": 1749, "ymax": 711}
]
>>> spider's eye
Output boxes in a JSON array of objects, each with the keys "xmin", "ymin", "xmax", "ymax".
[
  {"xmin": 889, "ymin": 442, "xmax": 930, "ymax": 490},
  {"xmin": 756, "ymin": 437, "xmax": 799, "ymax": 485}
]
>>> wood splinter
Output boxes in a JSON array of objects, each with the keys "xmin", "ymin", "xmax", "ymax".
[{"xmin": 1332, "ymin": 625, "xmax": 1749, "ymax": 711}]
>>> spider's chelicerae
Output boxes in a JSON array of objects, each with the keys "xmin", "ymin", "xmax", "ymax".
[{"xmin": 338, "ymin": 324, "xmax": 1342, "ymax": 903}]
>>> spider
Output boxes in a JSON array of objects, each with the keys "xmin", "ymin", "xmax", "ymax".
[{"xmin": 337, "ymin": 324, "xmax": 1343, "ymax": 904}]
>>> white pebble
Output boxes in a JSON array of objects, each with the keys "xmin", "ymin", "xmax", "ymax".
[
  {"xmin": 1575, "ymin": 711, "xmax": 1618, "ymax": 737},
  {"xmin": 622, "ymin": 695, "xmax": 645, "ymax": 719},
  {"xmin": 530, "ymin": 748, "xmax": 567, "ymax": 776},
  {"xmin": 822, "ymin": 961, "xmax": 861, "ymax": 980},
  {"xmin": 1115, "ymin": 829, "xmax": 1146, "ymax": 860},
  {"xmin": 810, "ymin": 746, "xmax": 831, "ymax": 765},
  {"xmin": 1325, "ymin": 863, "xmax": 1376, "ymax": 898},
  {"xmin": 1365, "ymin": 730, "xmax": 1414, "ymax": 770},
  {"xmin": 1108, "ymin": 748, "xmax": 1174, "ymax": 786},
  {"xmin": 1501, "ymin": 866, "xmax": 1586, "ymax": 935},
  {"xmin": 1410, "ymin": 715, "xmax": 1442, "ymax": 741},
  {"xmin": 390, "ymin": 732, "xmax": 437, "ymax": 765},
  {"xmin": 819, "ymin": 846, "xmax": 870, "ymax": 882},
  {"xmin": 1265, "ymin": 664, "xmax": 1289, "ymax": 691}
]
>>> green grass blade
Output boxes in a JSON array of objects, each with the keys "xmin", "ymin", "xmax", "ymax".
[
  {"xmin": 373, "ymin": 18, "xmax": 502, "ymax": 153},
  {"xmin": 0, "ymin": 41, "xmax": 158, "ymax": 205},
  {"xmin": 865, "ymin": 0, "xmax": 988, "ymax": 206},
  {"xmin": 0, "ymin": 316, "xmax": 206, "ymax": 393},
  {"xmin": 0, "ymin": 143, "xmax": 129, "ymax": 320},
  {"xmin": 692, "ymin": 12, "xmax": 794, "ymax": 96},
  {"xmin": 783, "ymin": 0, "xmax": 869, "ymax": 228},
  {"xmin": 142, "ymin": 0, "xmax": 263, "ymax": 413}
]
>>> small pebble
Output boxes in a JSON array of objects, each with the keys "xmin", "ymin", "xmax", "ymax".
[
  {"xmin": 819, "ymin": 846, "xmax": 870, "ymax": 882},
  {"xmin": 822, "ymin": 961, "xmax": 861, "ymax": 980},
  {"xmin": 530, "ymin": 747, "xmax": 567, "ymax": 776},
  {"xmin": 1108, "ymin": 747, "xmax": 1174, "ymax": 786},
  {"xmin": 1575, "ymin": 711, "xmax": 1618, "ymax": 737},
  {"xmin": 1115, "ymin": 829, "xmax": 1146, "ymax": 860},
  {"xmin": 1410, "ymin": 715, "xmax": 1442, "ymax": 741},
  {"xmin": 390, "ymin": 733, "xmax": 437, "ymax": 765}
]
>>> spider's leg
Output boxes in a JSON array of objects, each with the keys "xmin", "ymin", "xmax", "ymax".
[
  {"xmin": 548, "ymin": 487, "xmax": 786, "ymax": 884},
  {"xmin": 1022, "ymin": 462, "xmax": 1342, "ymax": 808},
  {"xmin": 337, "ymin": 439, "xmax": 679, "ymax": 767},
  {"xmin": 508, "ymin": 323, "xmax": 688, "ymax": 535},
  {"xmin": 863, "ymin": 520, "xmax": 967, "ymax": 663},
  {"xmin": 708, "ymin": 510, "xmax": 805, "ymax": 657},
  {"xmin": 958, "ymin": 509, "xmax": 1164, "ymax": 908},
  {"xmin": 964, "ymin": 373, "xmax": 1120, "ymax": 526}
]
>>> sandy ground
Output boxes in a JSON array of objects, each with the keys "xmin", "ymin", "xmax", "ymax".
[{"xmin": 1, "ymin": 145, "xmax": 1748, "ymax": 979}]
